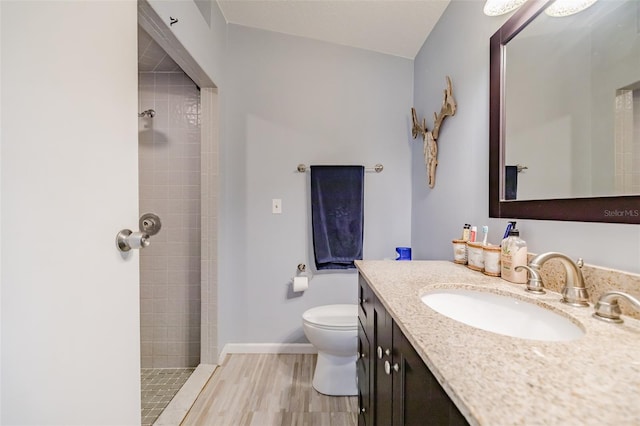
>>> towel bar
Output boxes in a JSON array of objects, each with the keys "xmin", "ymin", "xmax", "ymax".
[{"xmin": 297, "ymin": 164, "xmax": 383, "ymax": 173}]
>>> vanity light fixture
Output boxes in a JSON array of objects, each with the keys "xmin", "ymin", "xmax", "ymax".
[
  {"xmin": 483, "ymin": 0, "xmax": 527, "ymax": 16},
  {"xmin": 545, "ymin": 0, "xmax": 598, "ymax": 17}
]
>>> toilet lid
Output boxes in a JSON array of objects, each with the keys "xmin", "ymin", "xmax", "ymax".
[{"xmin": 302, "ymin": 304, "xmax": 358, "ymax": 329}]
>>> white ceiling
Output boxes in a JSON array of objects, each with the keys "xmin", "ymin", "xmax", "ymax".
[{"xmin": 216, "ymin": 0, "xmax": 451, "ymax": 59}]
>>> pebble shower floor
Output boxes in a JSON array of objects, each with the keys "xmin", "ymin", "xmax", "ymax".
[{"xmin": 141, "ymin": 368, "xmax": 195, "ymax": 425}]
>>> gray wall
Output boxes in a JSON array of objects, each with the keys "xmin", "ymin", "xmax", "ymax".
[
  {"xmin": 219, "ymin": 24, "xmax": 414, "ymax": 344},
  {"xmin": 412, "ymin": 0, "xmax": 640, "ymax": 274}
]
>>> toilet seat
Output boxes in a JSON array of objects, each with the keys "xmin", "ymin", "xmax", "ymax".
[{"xmin": 302, "ymin": 304, "xmax": 357, "ymax": 331}]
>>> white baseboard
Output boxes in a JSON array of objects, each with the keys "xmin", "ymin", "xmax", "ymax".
[{"xmin": 219, "ymin": 343, "xmax": 317, "ymax": 364}]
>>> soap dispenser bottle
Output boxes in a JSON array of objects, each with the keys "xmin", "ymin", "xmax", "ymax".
[{"xmin": 501, "ymin": 222, "xmax": 527, "ymax": 284}]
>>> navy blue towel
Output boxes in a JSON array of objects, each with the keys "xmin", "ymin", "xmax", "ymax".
[
  {"xmin": 310, "ymin": 166, "xmax": 364, "ymax": 270},
  {"xmin": 505, "ymin": 165, "xmax": 518, "ymax": 200}
]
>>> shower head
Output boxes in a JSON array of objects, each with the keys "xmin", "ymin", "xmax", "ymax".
[{"xmin": 138, "ymin": 109, "xmax": 156, "ymax": 118}]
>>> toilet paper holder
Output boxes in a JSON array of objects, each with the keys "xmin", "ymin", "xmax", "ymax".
[{"xmin": 293, "ymin": 264, "xmax": 310, "ymax": 292}]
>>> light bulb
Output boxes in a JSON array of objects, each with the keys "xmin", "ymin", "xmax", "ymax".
[
  {"xmin": 545, "ymin": 0, "xmax": 599, "ymax": 17},
  {"xmin": 483, "ymin": 0, "xmax": 528, "ymax": 16}
]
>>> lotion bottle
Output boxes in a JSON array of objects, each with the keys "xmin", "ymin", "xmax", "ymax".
[{"xmin": 500, "ymin": 223, "xmax": 527, "ymax": 283}]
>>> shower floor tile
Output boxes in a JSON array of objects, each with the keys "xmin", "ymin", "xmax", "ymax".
[{"xmin": 141, "ymin": 368, "xmax": 195, "ymax": 426}]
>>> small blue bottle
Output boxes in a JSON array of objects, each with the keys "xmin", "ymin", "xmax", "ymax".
[{"xmin": 395, "ymin": 247, "xmax": 411, "ymax": 261}]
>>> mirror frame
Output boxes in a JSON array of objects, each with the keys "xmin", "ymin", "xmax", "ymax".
[{"xmin": 489, "ymin": 0, "xmax": 640, "ymax": 224}]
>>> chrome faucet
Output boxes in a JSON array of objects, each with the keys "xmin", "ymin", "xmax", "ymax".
[{"xmin": 525, "ymin": 252, "xmax": 589, "ymax": 307}]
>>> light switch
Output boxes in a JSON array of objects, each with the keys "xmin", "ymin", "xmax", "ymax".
[{"xmin": 272, "ymin": 198, "xmax": 282, "ymax": 214}]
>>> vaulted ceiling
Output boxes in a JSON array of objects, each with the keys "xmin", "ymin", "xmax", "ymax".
[
  {"xmin": 138, "ymin": 1, "xmax": 451, "ymax": 72},
  {"xmin": 216, "ymin": 0, "xmax": 451, "ymax": 59}
]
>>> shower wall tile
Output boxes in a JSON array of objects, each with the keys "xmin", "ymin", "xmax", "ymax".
[
  {"xmin": 141, "ymin": 342, "xmax": 152, "ymax": 357},
  {"xmin": 139, "ymin": 73, "xmax": 155, "ymax": 86},
  {"xmin": 170, "ymin": 72, "xmax": 192, "ymax": 86},
  {"xmin": 141, "ymin": 326, "xmax": 153, "ymax": 341},
  {"xmin": 155, "ymin": 73, "xmax": 170, "ymax": 86},
  {"xmin": 141, "ymin": 299, "xmax": 153, "ymax": 315},
  {"xmin": 199, "ymin": 87, "xmax": 219, "ymax": 364},
  {"xmin": 140, "ymin": 286, "xmax": 153, "ymax": 301},
  {"xmin": 139, "ymin": 71, "xmax": 201, "ymax": 368}
]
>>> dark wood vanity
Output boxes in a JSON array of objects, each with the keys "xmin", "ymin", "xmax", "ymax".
[
  {"xmin": 357, "ymin": 274, "xmax": 468, "ymax": 426},
  {"xmin": 355, "ymin": 260, "xmax": 640, "ymax": 425}
]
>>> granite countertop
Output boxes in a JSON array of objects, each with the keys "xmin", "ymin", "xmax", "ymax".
[{"xmin": 355, "ymin": 260, "xmax": 640, "ymax": 426}]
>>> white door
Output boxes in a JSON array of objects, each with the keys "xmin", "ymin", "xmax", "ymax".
[{"xmin": 1, "ymin": 1, "xmax": 141, "ymax": 424}]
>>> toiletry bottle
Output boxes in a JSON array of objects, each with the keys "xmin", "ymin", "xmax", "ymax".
[
  {"xmin": 462, "ymin": 224, "xmax": 471, "ymax": 241},
  {"xmin": 500, "ymin": 223, "xmax": 527, "ymax": 283},
  {"xmin": 470, "ymin": 226, "xmax": 477, "ymax": 243},
  {"xmin": 502, "ymin": 221, "xmax": 514, "ymax": 240}
]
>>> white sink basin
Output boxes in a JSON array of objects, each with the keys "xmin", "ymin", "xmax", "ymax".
[{"xmin": 421, "ymin": 288, "xmax": 584, "ymax": 342}]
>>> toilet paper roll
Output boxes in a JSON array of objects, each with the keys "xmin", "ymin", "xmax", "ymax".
[{"xmin": 293, "ymin": 276, "xmax": 309, "ymax": 292}]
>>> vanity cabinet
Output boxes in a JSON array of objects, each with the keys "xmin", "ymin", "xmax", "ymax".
[
  {"xmin": 358, "ymin": 274, "xmax": 468, "ymax": 426},
  {"xmin": 357, "ymin": 274, "xmax": 375, "ymax": 425}
]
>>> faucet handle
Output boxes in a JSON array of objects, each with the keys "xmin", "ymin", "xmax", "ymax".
[
  {"xmin": 593, "ymin": 291, "xmax": 640, "ymax": 324},
  {"xmin": 576, "ymin": 258, "xmax": 584, "ymax": 268},
  {"xmin": 515, "ymin": 265, "xmax": 546, "ymax": 295}
]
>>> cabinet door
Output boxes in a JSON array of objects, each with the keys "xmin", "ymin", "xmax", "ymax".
[
  {"xmin": 392, "ymin": 323, "xmax": 468, "ymax": 426},
  {"xmin": 358, "ymin": 275, "xmax": 375, "ymax": 338},
  {"xmin": 357, "ymin": 322, "xmax": 371, "ymax": 426},
  {"xmin": 374, "ymin": 296, "xmax": 393, "ymax": 425}
]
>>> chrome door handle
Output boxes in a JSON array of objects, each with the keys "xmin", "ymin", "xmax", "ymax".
[
  {"xmin": 117, "ymin": 213, "xmax": 162, "ymax": 252},
  {"xmin": 116, "ymin": 230, "xmax": 149, "ymax": 252}
]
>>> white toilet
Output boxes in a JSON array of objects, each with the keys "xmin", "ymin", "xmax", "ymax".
[{"xmin": 302, "ymin": 304, "xmax": 358, "ymax": 396}]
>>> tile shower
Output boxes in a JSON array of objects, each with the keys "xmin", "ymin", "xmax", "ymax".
[
  {"xmin": 138, "ymin": 67, "xmax": 201, "ymax": 368},
  {"xmin": 138, "ymin": 27, "xmax": 202, "ymax": 424}
]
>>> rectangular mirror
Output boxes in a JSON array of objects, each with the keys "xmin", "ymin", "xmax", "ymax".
[{"xmin": 489, "ymin": 0, "xmax": 640, "ymax": 223}]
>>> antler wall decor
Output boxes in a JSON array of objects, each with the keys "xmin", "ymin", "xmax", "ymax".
[{"xmin": 411, "ymin": 76, "xmax": 457, "ymax": 188}]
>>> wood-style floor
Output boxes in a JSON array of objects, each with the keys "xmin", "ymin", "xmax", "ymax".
[{"xmin": 181, "ymin": 353, "xmax": 358, "ymax": 426}]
